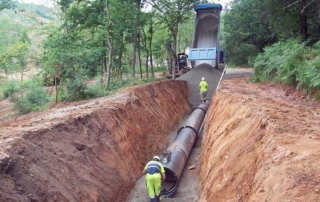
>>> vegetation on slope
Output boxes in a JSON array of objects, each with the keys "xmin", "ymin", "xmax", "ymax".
[
  {"xmin": 0, "ymin": 0, "xmax": 195, "ymax": 115},
  {"xmin": 222, "ymin": 0, "xmax": 320, "ymax": 97},
  {"xmin": 1, "ymin": 0, "xmax": 320, "ymax": 115}
]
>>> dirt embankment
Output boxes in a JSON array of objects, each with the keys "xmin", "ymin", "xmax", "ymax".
[
  {"xmin": 200, "ymin": 77, "xmax": 320, "ymax": 201},
  {"xmin": 0, "ymin": 80, "xmax": 191, "ymax": 202}
]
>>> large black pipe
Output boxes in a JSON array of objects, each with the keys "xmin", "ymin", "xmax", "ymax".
[{"xmin": 160, "ymin": 102, "xmax": 210, "ymax": 197}]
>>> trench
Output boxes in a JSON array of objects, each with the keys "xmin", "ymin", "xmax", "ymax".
[
  {"xmin": 0, "ymin": 65, "xmax": 218, "ymax": 202},
  {"xmin": 0, "ymin": 67, "xmax": 255, "ymax": 202},
  {"xmin": 0, "ymin": 80, "xmax": 192, "ymax": 202},
  {"xmin": 1, "ymin": 65, "xmax": 318, "ymax": 202}
]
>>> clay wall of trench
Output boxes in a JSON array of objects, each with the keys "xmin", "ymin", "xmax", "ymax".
[
  {"xmin": 200, "ymin": 90, "xmax": 320, "ymax": 202},
  {"xmin": 0, "ymin": 80, "xmax": 192, "ymax": 202}
]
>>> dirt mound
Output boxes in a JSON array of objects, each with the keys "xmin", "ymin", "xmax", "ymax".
[
  {"xmin": 0, "ymin": 80, "xmax": 191, "ymax": 202},
  {"xmin": 200, "ymin": 76, "xmax": 320, "ymax": 201}
]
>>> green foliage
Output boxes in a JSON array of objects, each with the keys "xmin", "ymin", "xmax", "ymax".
[
  {"xmin": 253, "ymin": 39, "xmax": 305, "ymax": 83},
  {"xmin": 253, "ymin": 39, "xmax": 320, "ymax": 95},
  {"xmin": 59, "ymin": 76, "xmax": 88, "ymax": 102},
  {"xmin": 12, "ymin": 85, "xmax": 51, "ymax": 115},
  {"xmin": 58, "ymin": 73, "xmax": 162, "ymax": 102},
  {"xmin": 0, "ymin": 81, "xmax": 23, "ymax": 100},
  {"xmin": 228, "ymin": 43, "xmax": 260, "ymax": 66},
  {"xmin": 85, "ymin": 80, "xmax": 111, "ymax": 98},
  {"xmin": 110, "ymin": 76, "xmax": 159, "ymax": 90},
  {"xmin": 298, "ymin": 43, "xmax": 320, "ymax": 91},
  {"xmin": 0, "ymin": 0, "xmax": 16, "ymax": 11},
  {"xmin": 223, "ymin": 0, "xmax": 320, "ymax": 66}
]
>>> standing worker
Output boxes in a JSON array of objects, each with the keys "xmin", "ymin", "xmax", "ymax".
[
  {"xmin": 199, "ymin": 77, "xmax": 208, "ymax": 103},
  {"xmin": 143, "ymin": 156, "xmax": 166, "ymax": 202}
]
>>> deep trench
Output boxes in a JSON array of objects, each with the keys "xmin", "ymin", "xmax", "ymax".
[
  {"xmin": 0, "ymin": 67, "xmax": 250, "ymax": 202},
  {"xmin": 126, "ymin": 65, "xmax": 225, "ymax": 201}
]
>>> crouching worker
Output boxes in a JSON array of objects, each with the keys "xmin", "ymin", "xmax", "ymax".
[{"xmin": 143, "ymin": 156, "xmax": 166, "ymax": 202}]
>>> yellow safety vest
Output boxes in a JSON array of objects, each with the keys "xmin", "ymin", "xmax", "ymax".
[{"xmin": 199, "ymin": 81, "xmax": 208, "ymax": 92}]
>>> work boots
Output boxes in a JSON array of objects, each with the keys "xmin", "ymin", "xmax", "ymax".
[
  {"xmin": 150, "ymin": 195, "xmax": 161, "ymax": 202},
  {"xmin": 155, "ymin": 195, "xmax": 163, "ymax": 202},
  {"xmin": 150, "ymin": 197, "xmax": 157, "ymax": 202}
]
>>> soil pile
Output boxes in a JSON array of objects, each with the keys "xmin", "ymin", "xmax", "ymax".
[
  {"xmin": 0, "ymin": 80, "xmax": 191, "ymax": 202},
  {"xmin": 200, "ymin": 76, "xmax": 320, "ymax": 201},
  {"xmin": 177, "ymin": 64, "xmax": 222, "ymax": 108}
]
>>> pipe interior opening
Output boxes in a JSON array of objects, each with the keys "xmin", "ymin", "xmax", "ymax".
[{"xmin": 161, "ymin": 168, "xmax": 178, "ymax": 197}]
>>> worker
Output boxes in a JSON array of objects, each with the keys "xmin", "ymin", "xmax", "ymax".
[
  {"xmin": 199, "ymin": 77, "xmax": 208, "ymax": 103},
  {"xmin": 143, "ymin": 156, "xmax": 166, "ymax": 202}
]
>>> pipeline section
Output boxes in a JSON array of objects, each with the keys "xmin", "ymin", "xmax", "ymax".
[{"xmin": 160, "ymin": 101, "xmax": 210, "ymax": 197}]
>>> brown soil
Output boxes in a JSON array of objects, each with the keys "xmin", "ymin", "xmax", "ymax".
[
  {"xmin": 0, "ymin": 80, "xmax": 191, "ymax": 202},
  {"xmin": 200, "ymin": 76, "xmax": 320, "ymax": 201},
  {"xmin": 1, "ymin": 68, "xmax": 320, "ymax": 202}
]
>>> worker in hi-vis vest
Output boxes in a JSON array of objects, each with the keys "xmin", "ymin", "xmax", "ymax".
[
  {"xmin": 142, "ymin": 156, "xmax": 166, "ymax": 202},
  {"xmin": 199, "ymin": 77, "xmax": 208, "ymax": 103}
]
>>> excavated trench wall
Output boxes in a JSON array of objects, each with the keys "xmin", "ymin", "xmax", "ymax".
[
  {"xmin": 200, "ymin": 89, "xmax": 320, "ymax": 201},
  {"xmin": 200, "ymin": 90, "xmax": 267, "ymax": 201},
  {"xmin": 0, "ymin": 80, "xmax": 191, "ymax": 202}
]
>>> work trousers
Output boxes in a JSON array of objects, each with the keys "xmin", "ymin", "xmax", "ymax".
[
  {"xmin": 146, "ymin": 173, "xmax": 161, "ymax": 202},
  {"xmin": 200, "ymin": 91, "xmax": 207, "ymax": 102}
]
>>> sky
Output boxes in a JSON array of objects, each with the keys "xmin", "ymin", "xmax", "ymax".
[{"xmin": 19, "ymin": 0, "xmax": 232, "ymax": 9}]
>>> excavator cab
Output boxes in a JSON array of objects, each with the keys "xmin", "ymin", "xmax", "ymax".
[{"xmin": 178, "ymin": 53, "xmax": 187, "ymax": 69}]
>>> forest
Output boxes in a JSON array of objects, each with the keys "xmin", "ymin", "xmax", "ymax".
[{"xmin": 0, "ymin": 0, "xmax": 320, "ymax": 115}]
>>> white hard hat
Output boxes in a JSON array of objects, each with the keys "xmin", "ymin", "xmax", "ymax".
[
  {"xmin": 202, "ymin": 77, "xmax": 205, "ymax": 81},
  {"xmin": 153, "ymin": 156, "xmax": 160, "ymax": 161}
]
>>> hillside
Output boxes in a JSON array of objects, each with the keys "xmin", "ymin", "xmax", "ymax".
[{"xmin": 0, "ymin": 3, "xmax": 52, "ymax": 59}]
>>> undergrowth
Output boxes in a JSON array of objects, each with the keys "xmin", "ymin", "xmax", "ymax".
[
  {"xmin": 253, "ymin": 39, "xmax": 320, "ymax": 96},
  {"xmin": 1, "ymin": 71, "xmax": 164, "ymax": 114}
]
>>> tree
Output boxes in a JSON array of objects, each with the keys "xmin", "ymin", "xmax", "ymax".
[
  {"xmin": 147, "ymin": 0, "xmax": 200, "ymax": 79},
  {"xmin": 0, "ymin": 0, "xmax": 16, "ymax": 11},
  {"xmin": 140, "ymin": 11, "xmax": 163, "ymax": 78},
  {"xmin": 223, "ymin": 0, "xmax": 320, "ymax": 66},
  {"xmin": 7, "ymin": 42, "xmax": 29, "ymax": 82},
  {"xmin": 131, "ymin": 0, "xmax": 142, "ymax": 77}
]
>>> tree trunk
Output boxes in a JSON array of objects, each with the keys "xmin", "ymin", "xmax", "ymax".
[
  {"xmin": 149, "ymin": 35, "xmax": 154, "ymax": 78},
  {"xmin": 105, "ymin": 0, "xmax": 113, "ymax": 89},
  {"xmin": 138, "ymin": 32, "xmax": 142, "ymax": 78},
  {"xmin": 145, "ymin": 55, "xmax": 149, "ymax": 78},
  {"xmin": 172, "ymin": 35, "xmax": 177, "ymax": 80},
  {"xmin": 170, "ymin": 23, "xmax": 179, "ymax": 80},
  {"xmin": 131, "ymin": 0, "xmax": 141, "ymax": 78},
  {"xmin": 166, "ymin": 44, "xmax": 175, "ymax": 79},
  {"xmin": 118, "ymin": 30, "xmax": 125, "ymax": 78},
  {"xmin": 301, "ymin": 0, "xmax": 308, "ymax": 41},
  {"xmin": 102, "ymin": 40, "xmax": 107, "ymax": 81},
  {"xmin": 55, "ymin": 77, "xmax": 58, "ymax": 104},
  {"xmin": 20, "ymin": 67, "xmax": 24, "ymax": 82},
  {"xmin": 105, "ymin": 39, "xmax": 112, "ymax": 89}
]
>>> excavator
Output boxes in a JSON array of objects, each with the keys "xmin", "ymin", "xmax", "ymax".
[{"xmin": 167, "ymin": 3, "xmax": 225, "ymax": 77}]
